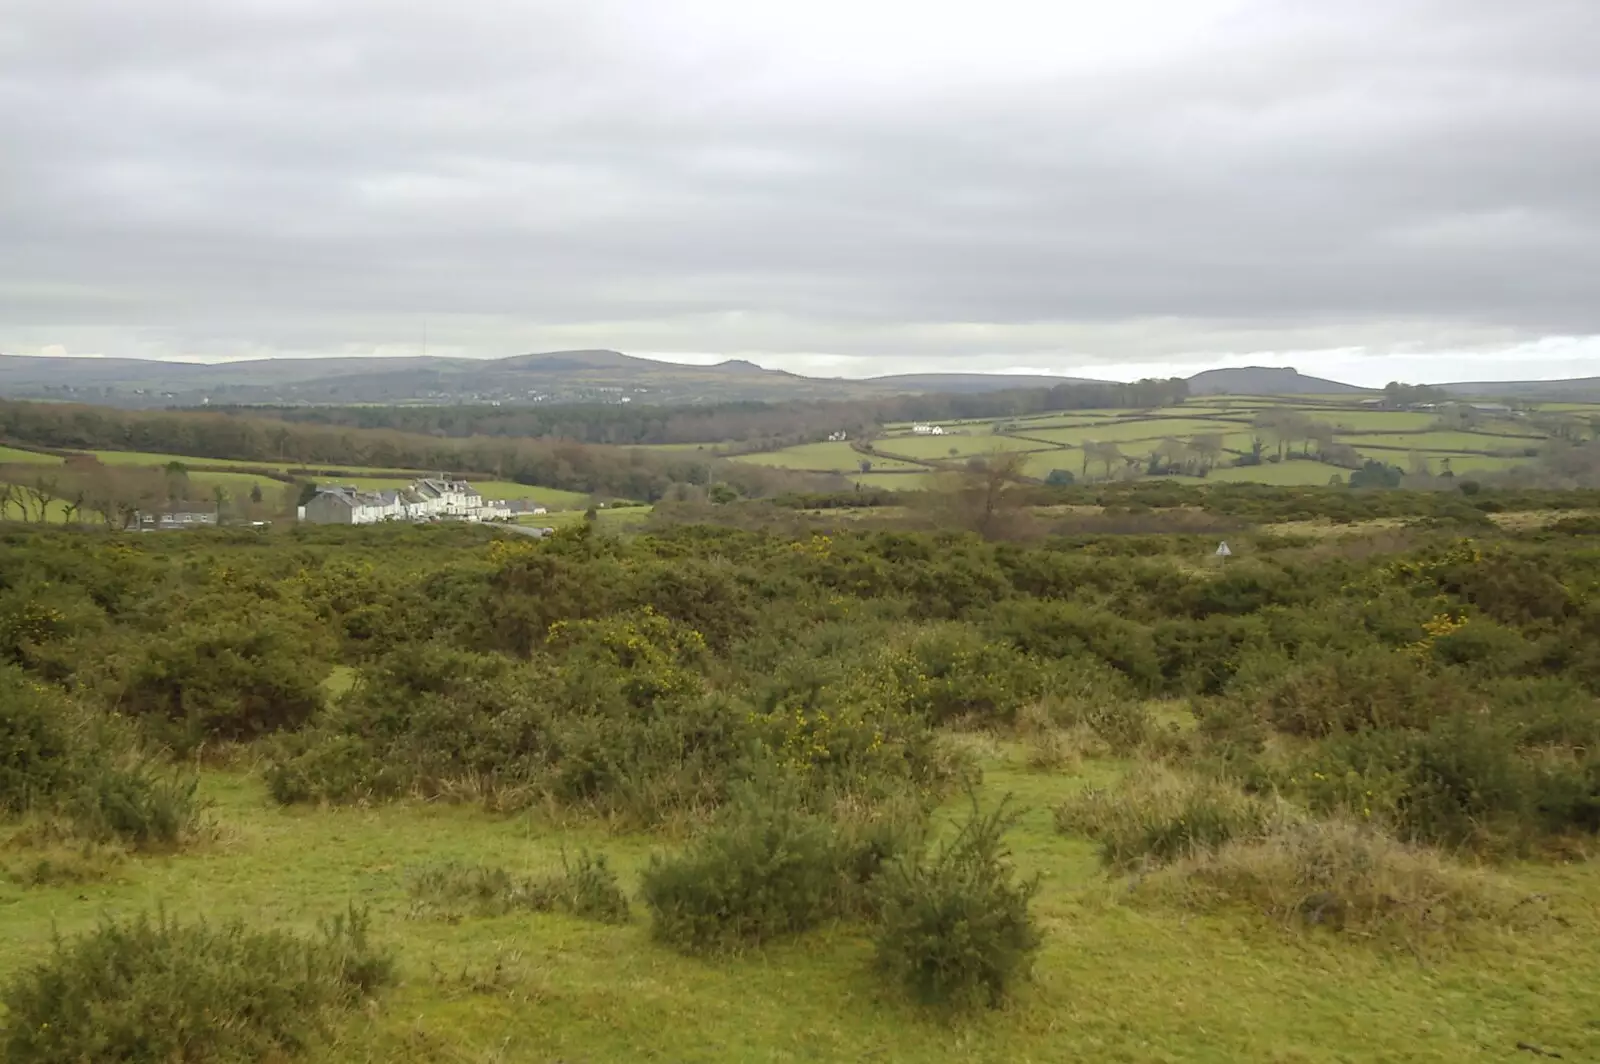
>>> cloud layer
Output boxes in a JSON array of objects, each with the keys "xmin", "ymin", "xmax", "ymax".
[{"xmin": 3, "ymin": 0, "xmax": 1597, "ymax": 382}]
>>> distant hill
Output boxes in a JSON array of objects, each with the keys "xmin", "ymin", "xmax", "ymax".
[
  {"xmin": 0, "ymin": 350, "xmax": 1113, "ymax": 408},
  {"xmin": 5, "ymin": 348, "xmax": 1598, "ymax": 409},
  {"xmin": 864, "ymin": 372, "xmax": 1104, "ymax": 393},
  {"xmin": 1185, "ymin": 367, "xmax": 1371, "ymax": 397},
  {"xmin": 1438, "ymin": 378, "xmax": 1600, "ymax": 402}
]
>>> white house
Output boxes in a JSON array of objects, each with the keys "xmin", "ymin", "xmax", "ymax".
[
  {"xmin": 302, "ymin": 486, "xmax": 390, "ymax": 525},
  {"xmin": 910, "ymin": 424, "xmax": 946, "ymax": 436},
  {"xmin": 412, "ymin": 477, "xmax": 483, "ymax": 518},
  {"xmin": 301, "ymin": 477, "xmax": 520, "ymax": 525}
]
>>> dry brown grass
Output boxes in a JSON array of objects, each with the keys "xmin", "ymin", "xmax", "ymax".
[
  {"xmin": 1134, "ymin": 818, "xmax": 1547, "ymax": 943},
  {"xmin": 1055, "ymin": 763, "xmax": 1298, "ymax": 867},
  {"xmin": 1487, "ymin": 508, "xmax": 1600, "ymax": 531}
]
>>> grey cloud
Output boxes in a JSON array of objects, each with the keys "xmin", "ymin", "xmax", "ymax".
[{"xmin": 2, "ymin": 0, "xmax": 1598, "ymax": 378}]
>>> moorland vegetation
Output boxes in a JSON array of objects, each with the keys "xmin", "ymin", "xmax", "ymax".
[{"xmin": 1, "ymin": 475, "xmax": 1599, "ymax": 1058}]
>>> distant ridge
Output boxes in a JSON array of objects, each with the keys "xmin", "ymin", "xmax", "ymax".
[
  {"xmin": 864, "ymin": 372, "xmax": 1103, "ymax": 392},
  {"xmin": 2, "ymin": 349, "xmax": 1596, "ymax": 408},
  {"xmin": 1185, "ymin": 366, "xmax": 1370, "ymax": 396},
  {"xmin": 1438, "ymin": 377, "xmax": 1600, "ymax": 401}
]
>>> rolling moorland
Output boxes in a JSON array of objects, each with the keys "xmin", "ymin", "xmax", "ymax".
[
  {"xmin": 6, "ymin": 348, "xmax": 1600, "ymax": 407},
  {"xmin": 1, "ymin": 370, "xmax": 1600, "ymax": 1061},
  {"xmin": 3, "ymin": 377, "xmax": 1599, "ymax": 532},
  {"xmin": 1, "ymin": 462, "xmax": 1600, "ymax": 1060}
]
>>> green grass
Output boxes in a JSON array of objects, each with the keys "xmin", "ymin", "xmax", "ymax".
[
  {"xmin": 1018, "ymin": 418, "xmax": 1251, "ymax": 446},
  {"xmin": 85, "ymin": 450, "xmax": 293, "ymax": 470},
  {"xmin": 872, "ymin": 434, "xmax": 1045, "ymax": 460},
  {"xmin": 633, "ymin": 442, "xmax": 737, "ymax": 453},
  {"xmin": 850, "ymin": 471, "xmax": 935, "ymax": 490},
  {"xmin": 537, "ymin": 505, "xmax": 654, "ymax": 529},
  {"xmin": 730, "ymin": 442, "xmax": 925, "ymax": 472},
  {"xmin": 1207, "ymin": 461, "xmax": 1354, "ymax": 485},
  {"xmin": 1322, "ymin": 411, "xmax": 1440, "ymax": 431},
  {"xmin": 0, "ymin": 446, "xmax": 61, "ymax": 465},
  {"xmin": 185, "ymin": 470, "xmax": 294, "ymax": 499},
  {"xmin": 0, "ymin": 753, "xmax": 1594, "ymax": 1063},
  {"xmin": 1349, "ymin": 450, "xmax": 1536, "ymax": 475},
  {"xmin": 1020, "ymin": 452, "xmax": 1083, "ymax": 480},
  {"xmin": 1340, "ymin": 431, "xmax": 1544, "ymax": 452}
]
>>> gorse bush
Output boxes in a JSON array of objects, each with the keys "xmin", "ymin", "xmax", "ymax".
[
  {"xmin": 640, "ymin": 781, "xmax": 919, "ymax": 955},
  {"xmin": 112, "ymin": 614, "xmax": 330, "ymax": 753},
  {"xmin": 1248, "ymin": 649, "xmax": 1475, "ymax": 737},
  {"xmin": 0, "ymin": 668, "xmax": 201, "ymax": 849},
  {"xmin": 1, "ymin": 906, "xmax": 395, "ymax": 1063},
  {"xmin": 1292, "ymin": 715, "xmax": 1600, "ymax": 852},
  {"xmin": 0, "ymin": 668, "xmax": 79, "ymax": 813},
  {"xmin": 872, "ymin": 795, "xmax": 1042, "ymax": 1011},
  {"xmin": 408, "ymin": 851, "xmax": 630, "ymax": 924},
  {"xmin": 67, "ymin": 760, "xmax": 202, "ymax": 850}
]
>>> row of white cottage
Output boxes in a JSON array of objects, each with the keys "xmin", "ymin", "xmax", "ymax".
[{"xmin": 300, "ymin": 477, "xmax": 544, "ymax": 525}]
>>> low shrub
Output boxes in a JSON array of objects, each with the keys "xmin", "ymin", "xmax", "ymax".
[
  {"xmin": 67, "ymin": 761, "xmax": 202, "ymax": 851},
  {"xmin": 1135, "ymin": 818, "xmax": 1543, "ymax": 943},
  {"xmin": 2, "ymin": 832, "xmax": 126, "ymax": 888},
  {"xmin": 111, "ymin": 613, "xmax": 331, "ymax": 754},
  {"xmin": 408, "ymin": 851, "xmax": 630, "ymax": 925},
  {"xmin": 1250, "ymin": 650, "xmax": 1475, "ymax": 737},
  {"xmin": 890, "ymin": 623, "xmax": 1051, "ymax": 726},
  {"xmin": 1, "ymin": 907, "xmax": 395, "ymax": 1063},
  {"xmin": 640, "ymin": 781, "xmax": 916, "ymax": 954},
  {"xmin": 872, "ymin": 796, "xmax": 1042, "ymax": 1011},
  {"xmin": 1297, "ymin": 716, "xmax": 1600, "ymax": 852},
  {"xmin": 0, "ymin": 669, "xmax": 79, "ymax": 813},
  {"xmin": 1055, "ymin": 765, "xmax": 1296, "ymax": 868}
]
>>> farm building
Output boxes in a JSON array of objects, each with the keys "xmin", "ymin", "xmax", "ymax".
[
  {"xmin": 125, "ymin": 502, "xmax": 219, "ymax": 531},
  {"xmin": 301, "ymin": 479, "xmax": 513, "ymax": 525}
]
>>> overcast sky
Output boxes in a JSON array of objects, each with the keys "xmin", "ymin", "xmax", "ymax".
[{"xmin": 2, "ymin": 0, "xmax": 1597, "ymax": 385}]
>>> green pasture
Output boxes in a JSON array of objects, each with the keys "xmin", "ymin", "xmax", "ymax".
[
  {"xmin": 2, "ymin": 749, "xmax": 1594, "ymax": 1064},
  {"xmin": 873, "ymin": 434, "xmax": 1044, "ymax": 460},
  {"xmin": 730, "ymin": 441, "xmax": 924, "ymax": 472},
  {"xmin": 1322, "ymin": 411, "xmax": 1440, "ymax": 431},
  {"xmin": 1207, "ymin": 461, "xmax": 1353, "ymax": 485},
  {"xmin": 85, "ymin": 450, "xmax": 292, "ymax": 470},
  {"xmin": 850, "ymin": 471, "xmax": 935, "ymax": 490},
  {"xmin": 1345, "ymin": 431, "xmax": 1543, "ymax": 453},
  {"xmin": 1020, "ymin": 418, "xmax": 1248, "ymax": 446},
  {"xmin": 633, "ymin": 442, "xmax": 730, "ymax": 452},
  {"xmin": 536, "ymin": 505, "xmax": 653, "ymax": 529},
  {"xmin": 1350, "ymin": 450, "xmax": 1536, "ymax": 475},
  {"xmin": 0, "ymin": 446, "xmax": 61, "ymax": 465},
  {"xmin": 1020, "ymin": 451, "xmax": 1086, "ymax": 480}
]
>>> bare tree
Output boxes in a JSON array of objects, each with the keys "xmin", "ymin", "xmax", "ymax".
[
  {"xmin": 1190, "ymin": 433, "xmax": 1224, "ymax": 473},
  {"xmin": 0, "ymin": 481, "xmax": 16, "ymax": 522},
  {"xmin": 21, "ymin": 472, "xmax": 61, "ymax": 523},
  {"xmin": 932, "ymin": 449, "xmax": 1032, "ymax": 539},
  {"xmin": 60, "ymin": 482, "xmax": 87, "ymax": 525}
]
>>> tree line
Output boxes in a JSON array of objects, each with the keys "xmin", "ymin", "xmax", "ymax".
[
  {"xmin": 190, "ymin": 378, "xmax": 1192, "ymax": 448},
  {"xmin": 0, "ymin": 399, "xmax": 827, "ymax": 502}
]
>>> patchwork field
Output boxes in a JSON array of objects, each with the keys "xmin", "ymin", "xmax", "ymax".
[
  {"xmin": 730, "ymin": 441, "xmax": 922, "ymax": 472},
  {"xmin": 0, "ymin": 446, "xmax": 61, "ymax": 464},
  {"xmin": 1349, "ymin": 431, "xmax": 1544, "ymax": 453},
  {"xmin": 872, "ymin": 434, "xmax": 1045, "ymax": 460},
  {"xmin": 1016, "ymin": 418, "xmax": 1248, "ymax": 446},
  {"xmin": 1206, "ymin": 460, "xmax": 1351, "ymax": 485}
]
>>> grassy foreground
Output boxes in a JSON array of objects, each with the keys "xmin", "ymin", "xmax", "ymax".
[{"xmin": 4, "ymin": 747, "xmax": 1594, "ymax": 1064}]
